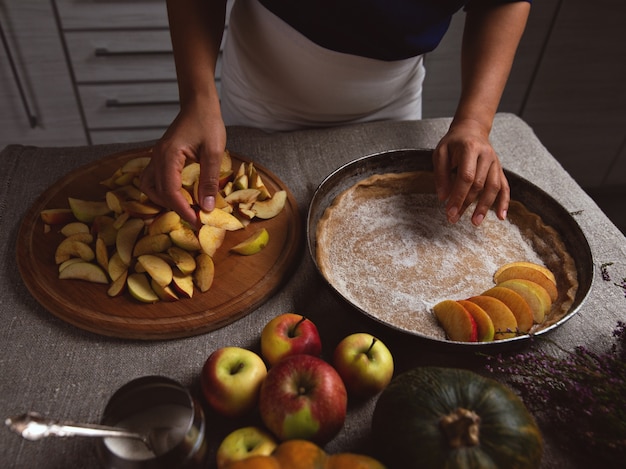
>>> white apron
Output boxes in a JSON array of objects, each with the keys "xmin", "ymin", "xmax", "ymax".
[{"xmin": 220, "ymin": 0, "xmax": 426, "ymax": 131}]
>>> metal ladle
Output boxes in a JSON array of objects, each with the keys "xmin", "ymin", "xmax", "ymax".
[{"xmin": 5, "ymin": 411, "xmax": 170, "ymax": 456}]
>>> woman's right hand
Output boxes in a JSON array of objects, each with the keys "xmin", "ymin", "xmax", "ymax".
[{"xmin": 139, "ymin": 102, "xmax": 227, "ymax": 226}]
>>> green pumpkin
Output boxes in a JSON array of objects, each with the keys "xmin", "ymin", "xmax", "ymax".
[{"xmin": 371, "ymin": 366, "xmax": 543, "ymax": 469}]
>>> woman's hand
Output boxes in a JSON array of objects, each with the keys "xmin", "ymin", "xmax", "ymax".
[
  {"xmin": 432, "ymin": 118, "xmax": 509, "ymax": 226},
  {"xmin": 139, "ymin": 103, "xmax": 226, "ymax": 226}
]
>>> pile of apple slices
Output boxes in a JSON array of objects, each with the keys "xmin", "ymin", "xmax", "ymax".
[
  {"xmin": 433, "ymin": 261, "xmax": 558, "ymax": 342},
  {"xmin": 40, "ymin": 151, "xmax": 287, "ymax": 303}
]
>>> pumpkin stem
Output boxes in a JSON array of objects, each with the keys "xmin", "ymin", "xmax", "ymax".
[{"xmin": 439, "ymin": 408, "xmax": 481, "ymax": 448}]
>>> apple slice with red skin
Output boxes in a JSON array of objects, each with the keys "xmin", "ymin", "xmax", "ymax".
[
  {"xmin": 482, "ymin": 286, "xmax": 534, "ymax": 333},
  {"xmin": 457, "ymin": 300, "xmax": 495, "ymax": 342},
  {"xmin": 466, "ymin": 295, "xmax": 518, "ymax": 340},
  {"xmin": 432, "ymin": 300, "xmax": 478, "ymax": 342}
]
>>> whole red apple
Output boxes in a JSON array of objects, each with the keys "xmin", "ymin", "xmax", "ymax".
[
  {"xmin": 259, "ymin": 354, "xmax": 347, "ymax": 445},
  {"xmin": 333, "ymin": 333, "xmax": 394, "ymax": 398},
  {"xmin": 201, "ymin": 346, "xmax": 267, "ymax": 418},
  {"xmin": 260, "ymin": 313, "xmax": 322, "ymax": 366}
]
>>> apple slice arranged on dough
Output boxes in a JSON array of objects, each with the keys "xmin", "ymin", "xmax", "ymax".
[
  {"xmin": 493, "ymin": 262, "xmax": 558, "ymax": 302},
  {"xmin": 482, "ymin": 286, "xmax": 534, "ymax": 333},
  {"xmin": 496, "ymin": 278, "xmax": 552, "ymax": 324},
  {"xmin": 457, "ymin": 300, "xmax": 495, "ymax": 342},
  {"xmin": 433, "ymin": 300, "xmax": 478, "ymax": 342},
  {"xmin": 466, "ymin": 295, "xmax": 517, "ymax": 340}
]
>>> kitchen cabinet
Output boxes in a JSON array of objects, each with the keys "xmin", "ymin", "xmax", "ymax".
[{"xmin": 0, "ymin": 0, "xmax": 86, "ymax": 148}]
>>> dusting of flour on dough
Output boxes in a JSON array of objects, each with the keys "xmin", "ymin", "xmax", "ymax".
[{"xmin": 317, "ymin": 173, "xmax": 546, "ymax": 339}]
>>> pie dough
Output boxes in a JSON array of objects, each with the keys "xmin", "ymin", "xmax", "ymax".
[{"xmin": 316, "ymin": 171, "xmax": 578, "ymax": 340}]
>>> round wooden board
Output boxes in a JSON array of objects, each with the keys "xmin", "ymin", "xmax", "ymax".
[{"xmin": 16, "ymin": 148, "xmax": 303, "ymax": 340}]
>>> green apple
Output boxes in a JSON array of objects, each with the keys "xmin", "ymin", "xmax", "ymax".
[
  {"xmin": 332, "ymin": 333, "xmax": 394, "ymax": 398},
  {"xmin": 216, "ymin": 426, "xmax": 277, "ymax": 469},
  {"xmin": 258, "ymin": 354, "xmax": 347, "ymax": 445},
  {"xmin": 201, "ymin": 347, "xmax": 268, "ymax": 418}
]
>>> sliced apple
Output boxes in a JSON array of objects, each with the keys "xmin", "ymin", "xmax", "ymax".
[
  {"xmin": 92, "ymin": 215, "xmax": 118, "ymax": 247},
  {"xmin": 112, "ymin": 211, "xmax": 130, "ymax": 230},
  {"xmin": 233, "ymin": 173, "xmax": 248, "ymax": 191},
  {"xmin": 224, "ymin": 188, "xmax": 261, "ymax": 205},
  {"xmin": 108, "ymin": 252, "xmax": 128, "ymax": 281},
  {"xmin": 40, "ymin": 208, "xmax": 74, "ymax": 225},
  {"xmin": 221, "ymin": 150, "xmax": 233, "ymax": 173},
  {"xmin": 252, "ymin": 190, "xmax": 287, "ymax": 219},
  {"xmin": 457, "ymin": 300, "xmax": 495, "ymax": 342},
  {"xmin": 95, "ymin": 237, "xmax": 109, "ymax": 272},
  {"xmin": 60, "ymin": 221, "xmax": 90, "ymax": 237},
  {"xmin": 121, "ymin": 200, "xmax": 162, "ymax": 219},
  {"xmin": 127, "ymin": 272, "xmax": 159, "ymax": 303},
  {"xmin": 132, "ymin": 233, "xmax": 172, "ymax": 257},
  {"xmin": 496, "ymin": 261, "xmax": 556, "ymax": 284},
  {"xmin": 166, "ymin": 246, "xmax": 197, "ymax": 275},
  {"xmin": 55, "ymin": 236, "xmax": 95, "ymax": 264},
  {"xmin": 68, "ymin": 197, "xmax": 111, "ymax": 223},
  {"xmin": 116, "ymin": 217, "xmax": 145, "ymax": 265},
  {"xmin": 105, "ymin": 190, "xmax": 125, "ymax": 214},
  {"xmin": 180, "ymin": 187, "xmax": 194, "ymax": 206},
  {"xmin": 466, "ymin": 295, "xmax": 518, "ymax": 340},
  {"xmin": 170, "ymin": 226, "xmax": 202, "ymax": 251},
  {"xmin": 194, "ymin": 253, "xmax": 215, "ymax": 293},
  {"xmin": 58, "ymin": 257, "xmax": 85, "ymax": 273},
  {"xmin": 482, "ymin": 286, "xmax": 534, "ymax": 333},
  {"xmin": 107, "ymin": 269, "xmax": 128, "ymax": 297},
  {"xmin": 171, "ymin": 269, "xmax": 194, "ymax": 299},
  {"xmin": 497, "ymin": 279, "xmax": 552, "ymax": 324},
  {"xmin": 433, "ymin": 300, "xmax": 478, "ymax": 342},
  {"xmin": 151, "ymin": 278, "xmax": 179, "ymax": 302},
  {"xmin": 121, "ymin": 156, "xmax": 151, "ymax": 174},
  {"xmin": 181, "ymin": 162, "xmax": 200, "ymax": 188},
  {"xmin": 198, "ymin": 208, "xmax": 245, "ymax": 231},
  {"xmin": 59, "ymin": 261, "xmax": 108, "ymax": 284},
  {"xmin": 493, "ymin": 263, "xmax": 558, "ymax": 302},
  {"xmin": 147, "ymin": 211, "xmax": 181, "ymax": 236},
  {"xmin": 137, "ymin": 254, "xmax": 173, "ymax": 287},
  {"xmin": 230, "ymin": 228, "xmax": 269, "ymax": 255},
  {"xmin": 198, "ymin": 225, "xmax": 226, "ymax": 257}
]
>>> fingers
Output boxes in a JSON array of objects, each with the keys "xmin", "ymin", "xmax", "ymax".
[
  {"xmin": 197, "ymin": 146, "xmax": 223, "ymax": 213},
  {"xmin": 139, "ymin": 147, "xmax": 198, "ymax": 225},
  {"xmin": 433, "ymin": 139, "xmax": 510, "ymax": 226}
]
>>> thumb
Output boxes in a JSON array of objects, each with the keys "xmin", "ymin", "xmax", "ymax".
[{"xmin": 197, "ymin": 147, "xmax": 223, "ymax": 212}]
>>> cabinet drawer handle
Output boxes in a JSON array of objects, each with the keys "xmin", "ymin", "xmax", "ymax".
[
  {"xmin": 0, "ymin": 21, "xmax": 37, "ymax": 128},
  {"xmin": 106, "ymin": 99, "xmax": 179, "ymax": 108},
  {"xmin": 95, "ymin": 47, "xmax": 173, "ymax": 57}
]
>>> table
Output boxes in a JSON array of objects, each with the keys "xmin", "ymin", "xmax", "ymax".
[{"xmin": 1, "ymin": 114, "xmax": 624, "ymax": 468}]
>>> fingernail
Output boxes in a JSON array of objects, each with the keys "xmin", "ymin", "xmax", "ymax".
[
  {"xmin": 502, "ymin": 209, "xmax": 508, "ymax": 220},
  {"xmin": 473, "ymin": 213, "xmax": 484, "ymax": 226},
  {"xmin": 447, "ymin": 207, "xmax": 458, "ymax": 223},
  {"xmin": 203, "ymin": 196, "xmax": 215, "ymax": 212}
]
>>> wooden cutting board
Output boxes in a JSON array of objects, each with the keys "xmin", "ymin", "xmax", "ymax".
[{"xmin": 16, "ymin": 147, "xmax": 303, "ymax": 340}]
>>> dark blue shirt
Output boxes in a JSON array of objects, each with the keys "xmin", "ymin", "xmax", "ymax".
[{"xmin": 258, "ymin": 0, "xmax": 531, "ymax": 61}]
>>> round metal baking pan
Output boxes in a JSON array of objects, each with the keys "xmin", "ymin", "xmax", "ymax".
[{"xmin": 307, "ymin": 149, "xmax": 594, "ymax": 350}]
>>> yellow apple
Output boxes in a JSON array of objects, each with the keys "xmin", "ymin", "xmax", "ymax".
[
  {"xmin": 171, "ymin": 269, "xmax": 194, "ymax": 299},
  {"xmin": 496, "ymin": 278, "xmax": 552, "ymax": 324},
  {"xmin": 107, "ymin": 251, "xmax": 128, "ymax": 281},
  {"xmin": 252, "ymin": 190, "xmax": 287, "ymax": 219},
  {"xmin": 230, "ymin": 228, "xmax": 269, "ymax": 256},
  {"xmin": 194, "ymin": 253, "xmax": 215, "ymax": 293},
  {"xmin": 493, "ymin": 263, "xmax": 558, "ymax": 302},
  {"xmin": 199, "ymin": 225, "xmax": 226, "ymax": 257},
  {"xmin": 198, "ymin": 208, "xmax": 245, "ymax": 231},
  {"xmin": 170, "ymin": 226, "xmax": 202, "ymax": 251},
  {"xmin": 68, "ymin": 197, "xmax": 111, "ymax": 223},
  {"xmin": 115, "ymin": 217, "xmax": 145, "ymax": 265},
  {"xmin": 127, "ymin": 272, "xmax": 159, "ymax": 303},
  {"xmin": 166, "ymin": 246, "xmax": 197, "ymax": 275},
  {"xmin": 137, "ymin": 254, "xmax": 173, "ymax": 287},
  {"xmin": 107, "ymin": 269, "xmax": 128, "ymax": 297},
  {"xmin": 150, "ymin": 278, "xmax": 179, "ymax": 302},
  {"xmin": 132, "ymin": 233, "xmax": 172, "ymax": 257},
  {"xmin": 59, "ymin": 261, "xmax": 109, "ymax": 284},
  {"xmin": 181, "ymin": 162, "xmax": 200, "ymax": 189}
]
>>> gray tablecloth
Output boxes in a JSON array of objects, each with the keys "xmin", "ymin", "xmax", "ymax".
[{"xmin": 1, "ymin": 114, "xmax": 625, "ymax": 468}]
